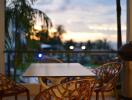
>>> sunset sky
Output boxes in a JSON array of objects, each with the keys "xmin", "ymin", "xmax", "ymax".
[{"xmin": 32, "ymin": 0, "xmax": 126, "ymax": 48}]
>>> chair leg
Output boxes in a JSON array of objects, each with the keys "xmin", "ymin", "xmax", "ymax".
[
  {"xmin": 26, "ymin": 91, "xmax": 30, "ymax": 100},
  {"xmin": 96, "ymin": 92, "xmax": 99, "ymax": 100},
  {"xmin": 114, "ymin": 87, "xmax": 120, "ymax": 100},
  {"xmin": 0, "ymin": 96, "xmax": 2, "ymax": 100},
  {"xmin": 15, "ymin": 95, "xmax": 18, "ymax": 100},
  {"xmin": 101, "ymin": 92, "xmax": 105, "ymax": 100},
  {"xmin": 39, "ymin": 84, "xmax": 42, "ymax": 92}
]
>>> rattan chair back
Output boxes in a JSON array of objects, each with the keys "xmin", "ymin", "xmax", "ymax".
[
  {"xmin": 34, "ymin": 78, "xmax": 96, "ymax": 100},
  {"xmin": 92, "ymin": 61, "xmax": 123, "ymax": 100}
]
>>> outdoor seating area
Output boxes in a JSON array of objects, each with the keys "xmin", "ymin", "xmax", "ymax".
[
  {"xmin": 0, "ymin": 60, "xmax": 123, "ymax": 100},
  {"xmin": 1, "ymin": 0, "xmax": 132, "ymax": 100}
]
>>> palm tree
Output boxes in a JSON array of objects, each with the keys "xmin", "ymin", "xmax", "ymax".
[
  {"xmin": 54, "ymin": 25, "xmax": 66, "ymax": 44},
  {"xmin": 56, "ymin": 25, "xmax": 66, "ymax": 37},
  {"xmin": 5, "ymin": 0, "xmax": 52, "ymax": 80},
  {"xmin": 5, "ymin": 0, "xmax": 52, "ymax": 50}
]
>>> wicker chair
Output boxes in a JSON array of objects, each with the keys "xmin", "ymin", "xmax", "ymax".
[
  {"xmin": 0, "ymin": 73, "xmax": 30, "ymax": 100},
  {"xmin": 34, "ymin": 78, "xmax": 96, "ymax": 100},
  {"xmin": 38, "ymin": 56, "xmax": 66, "ymax": 91},
  {"xmin": 92, "ymin": 61, "xmax": 123, "ymax": 100}
]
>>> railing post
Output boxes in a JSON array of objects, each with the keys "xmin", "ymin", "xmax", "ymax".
[
  {"xmin": 7, "ymin": 53, "xmax": 11, "ymax": 78},
  {"xmin": 120, "ymin": 0, "xmax": 132, "ymax": 99},
  {"xmin": 14, "ymin": 51, "xmax": 16, "ymax": 81},
  {"xmin": 67, "ymin": 51, "xmax": 70, "ymax": 63}
]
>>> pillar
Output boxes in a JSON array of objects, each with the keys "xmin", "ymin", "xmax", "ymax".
[
  {"xmin": 0, "ymin": 0, "xmax": 5, "ymax": 74},
  {"xmin": 121, "ymin": 0, "xmax": 132, "ymax": 98}
]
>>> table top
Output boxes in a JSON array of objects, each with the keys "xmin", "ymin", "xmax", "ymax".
[{"xmin": 23, "ymin": 63, "xmax": 95, "ymax": 77}]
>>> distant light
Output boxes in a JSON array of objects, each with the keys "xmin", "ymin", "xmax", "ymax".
[
  {"xmin": 38, "ymin": 53, "xmax": 43, "ymax": 58},
  {"xmin": 81, "ymin": 46, "xmax": 86, "ymax": 50},
  {"xmin": 69, "ymin": 45, "xmax": 74, "ymax": 50}
]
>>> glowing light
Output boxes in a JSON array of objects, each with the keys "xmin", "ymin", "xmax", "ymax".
[
  {"xmin": 81, "ymin": 46, "xmax": 86, "ymax": 50},
  {"xmin": 69, "ymin": 45, "xmax": 74, "ymax": 50},
  {"xmin": 37, "ymin": 53, "xmax": 43, "ymax": 58}
]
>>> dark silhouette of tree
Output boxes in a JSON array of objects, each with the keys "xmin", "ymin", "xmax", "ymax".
[
  {"xmin": 5, "ymin": 0, "xmax": 52, "ymax": 50},
  {"xmin": 5, "ymin": 0, "xmax": 53, "ymax": 76},
  {"xmin": 56, "ymin": 25, "xmax": 66, "ymax": 37},
  {"xmin": 42, "ymin": 25, "xmax": 66, "ymax": 49},
  {"xmin": 86, "ymin": 40, "xmax": 92, "ymax": 50},
  {"xmin": 51, "ymin": 25, "xmax": 66, "ymax": 46},
  {"xmin": 64, "ymin": 40, "xmax": 76, "ymax": 50},
  {"xmin": 90, "ymin": 39, "xmax": 112, "ymax": 50}
]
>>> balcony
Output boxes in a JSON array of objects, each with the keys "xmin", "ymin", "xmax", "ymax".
[
  {"xmin": 1, "ymin": 0, "xmax": 132, "ymax": 99},
  {"xmin": 3, "ymin": 50, "xmax": 120, "ymax": 99},
  {"xmin": 4, "ymin": 50, "xmax": 117, "ymax": 82}
]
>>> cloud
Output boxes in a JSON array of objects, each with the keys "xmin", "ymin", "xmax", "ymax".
[
  {"xmin": 33, "ymin": 0, "xmax": 70, "ymax": 12},
  {"xmin": 33, "ymin": 0, "xmax": 126, "ymax": 44}
]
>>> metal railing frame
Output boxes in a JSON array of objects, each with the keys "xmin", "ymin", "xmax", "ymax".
[{"xmin": 4, "ymin": 50, "xmax": 118, "ymax": 81}]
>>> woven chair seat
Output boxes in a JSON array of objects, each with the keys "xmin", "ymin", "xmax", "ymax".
[
  {"xmin": 0, "ymin": 73, "xmax": 30, "ymax": 100},
  {"xmin": 1, "ymin": 85, "xmax": 28, "ymax": 95}
]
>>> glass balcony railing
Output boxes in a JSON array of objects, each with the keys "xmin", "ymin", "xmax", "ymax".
[{"xmin": 4, "ymin": 50, "xmax": 117, "ymax": 83}]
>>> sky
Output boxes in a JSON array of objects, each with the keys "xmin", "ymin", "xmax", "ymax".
[{"xmin": 32, "ymin": 0, "xmax": 126, "ymax": 48}]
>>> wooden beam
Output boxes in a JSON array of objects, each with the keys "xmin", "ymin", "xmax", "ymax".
[
  {"xmin": 121, "ymin": 0, "xmax": 132, "ymax": 98},
  {"xmin": 0, "ymin": 0, "xmax": 5, "ymax": 74}
]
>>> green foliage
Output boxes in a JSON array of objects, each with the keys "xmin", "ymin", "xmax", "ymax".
[{"xmin": 27, "ymin": 39, "xmax": 40, "ymax": 50}]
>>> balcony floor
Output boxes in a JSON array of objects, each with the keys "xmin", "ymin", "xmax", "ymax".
[{"xmin": 2, "ymin": 95, "xmax": 116, "ymax": 100}]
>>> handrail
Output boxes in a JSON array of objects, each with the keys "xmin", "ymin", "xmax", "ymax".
[
  {"xmin": 4, "ymin": 50, "xmax": 118, "ymax": 54},
  {"xmin": 4, "ymin": 50, "xmax": 118, "ymax": 81}
]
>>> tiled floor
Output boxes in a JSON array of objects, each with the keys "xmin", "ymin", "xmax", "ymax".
[
  {"xmin": 1, "ymin": 96, "xmax": 34, "ymax": 100},
  {"xmin": 2, "ymin": 95, "xmax": 116, "ymax": 100}
]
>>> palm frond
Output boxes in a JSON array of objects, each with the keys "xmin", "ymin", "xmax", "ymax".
[{"xmin": 5, "ymin": 0, "xmax": 52, "ymax": 50}]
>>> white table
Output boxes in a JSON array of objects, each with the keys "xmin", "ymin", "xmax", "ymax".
[
  {"xmin": 23, "ymin": 63, "xmax": 95, "ymax": 77},
  {"xmin": 23, "ymin": 63, "xmax": 95, "ymax": 90}
]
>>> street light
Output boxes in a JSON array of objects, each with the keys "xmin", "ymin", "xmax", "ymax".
[
  {"xmin": 69, "ymin": 45, "xmax": 74, "ymax": 50},
  {"xmin": 81, "ymin": 46, "xmax": 86, "ymax": 50}
]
